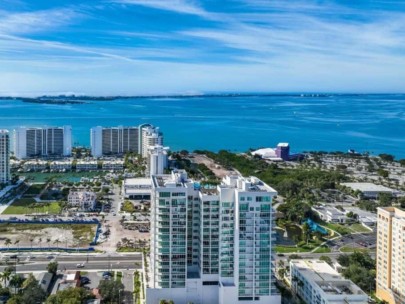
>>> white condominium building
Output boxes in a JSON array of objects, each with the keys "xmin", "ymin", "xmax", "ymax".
[
  {"xmin": 76, "ymin": 160, "xmax": 98, "ymax": 171},
  {"xmin": 68, "ymin": 191, "xmax": 97, "ymax": 211},
  {"xmin": 14, "ymin": 126, "xmax": 72, "ymax": 159},
  {"xmin": 289, "ymin": 259, "xmax": 368, "ymax": 304},
  {"xmin": 376, "ymin": 207, "xmax": 405, "ymax": 304},
  {"xmin": 147, "ymin": 145, "xmax": 169, "ymax": 176},
  {"xmin": 0, "ymin": 130, "xmax": 10, "ymax": 184},
  {"xmin": 90, "ymin": 126, "xmax": 139, "ymax": 157},
  {"xmin": 140, "ymin": 124, "xmax": 163, "ymax": 157},
  {"xmin": 147, "ymin": 170, "xmax": 280, "ymax": 304}
]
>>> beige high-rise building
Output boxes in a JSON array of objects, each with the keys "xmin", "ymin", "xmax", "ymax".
[{"xmin": 376, "ymin": 207, "xmax": 405, "ymax": 304}]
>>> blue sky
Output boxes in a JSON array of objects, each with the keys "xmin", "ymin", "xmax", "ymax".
[{"xmin": 1, "ymin": 0, "xmax": 405, "ymax": 96}]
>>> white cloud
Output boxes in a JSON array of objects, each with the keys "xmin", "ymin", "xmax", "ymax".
[
  {"xmin": 112, "ymin": 0, "xmax": 208, "ymax": 17},
  {"xmin": 0, "ymin": 8, "xmax": 82, "ymax": 35}
]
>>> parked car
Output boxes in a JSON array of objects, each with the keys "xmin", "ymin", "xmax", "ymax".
[{"xmin": 80, "ymin": 277, "xmax": 90, "ymax": 284}]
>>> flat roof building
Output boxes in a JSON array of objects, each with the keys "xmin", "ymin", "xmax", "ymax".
[
  {"xmin": 23, "ymin": 160, "xmax": 48, "ymax": 172},
  {"xmin": 14, "ymin": 126, "xmax": 72, "ymax": 159},
  {"xmin": 147, "ymin": 170, "xmax": 280, "ymax": 304},
  {"xmin": 341, "ymin": 182, "xmax": 399, "ymax": 198},
  {"xmin": 102, "ymin": 160, "xmax": 124, "ymax": 171},
  {"xmin": 147, "ymin": 145, "xmax": 169, "ymax": 176},
  {"xmin": 91, "ymin": 126, "xmax": 139, "ymax": 157},
  {"xmin": 289, "ymin": 259, "xmax": 368, "ymax": 304},
  {"xmin": 122, "ymin": 178, "xmax": 151, "ymax": 200},
  {"xmin": 76, "ymin": 160, "xmax": 98, "ymax": 171},
  {"xmin": 50, "ymin": 160, "xmax": 72, "ymax": 172},
  {"xmin": 311, "ymin": 205, "xmax": 347, "ymax": 223}
]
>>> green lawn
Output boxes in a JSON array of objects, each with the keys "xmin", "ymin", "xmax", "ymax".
[
  {"xmin": 349, "ymin": 223, "xmax": 372, "ymax": 233},
  {"xmin": 313, "ymin": 246, "xmax": 332, "ymax": 253},
  {"xmin": 340, "ymin": 246, "xmax": 372, "ymax": 253},
  {"xmin": 121, "ymin": 201, "xmax": 135, "ymax": 213},
  {"xmin": 2, "ymin": 199, "xmax": 61, "ymax": 215},
  {"xmin": 323, "ymin": 222, "xmax": 352, "ymax": 235},
  {"xmin": 116, "ymin": 271, "xmax": 123, "ymax": 283},
  {"xmin": 275, "ymin": 246, "xmax": 311, "ymax": 253}
]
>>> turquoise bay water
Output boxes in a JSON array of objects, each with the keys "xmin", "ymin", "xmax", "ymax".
[{"xmin": 0, "ymin": 94, "xmax": 404, "ymax": 158}]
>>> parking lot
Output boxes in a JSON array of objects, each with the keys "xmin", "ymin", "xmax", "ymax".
[
  {"xmin": 80, "ymin": 270, "xmax": 134, "ymax": 292},
  {"xmin": 327, "ymin": 231, "xmax": 377, "ymax": 252}
]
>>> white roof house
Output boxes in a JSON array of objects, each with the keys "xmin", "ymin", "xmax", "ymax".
[
  {"xmin": 289, "ymin": 260, "xmax": 368, "ymax": 304},
  {"xmin": 311, "ymin": 205, "xmax": 347, "ymax": 223}
]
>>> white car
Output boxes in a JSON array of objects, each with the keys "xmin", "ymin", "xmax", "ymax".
[{"xmin": 76, "ymin": 263, "xmax": 85, "ymax": 268}]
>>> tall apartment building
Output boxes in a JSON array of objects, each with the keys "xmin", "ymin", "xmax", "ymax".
[
  {"xmin": 0, "ymin": 130, "xmax": 10, "ymax": 184},
  {"xmin": 376, "ymin": 207, "xmax": 405, "ymax": 304},
  {"xmin": 90, "ymin": 126, "xmax": 139, "ymax": 157},
  {"xmin": 147, "ymin": 170, "xmax": 280, "ymax": 304},
  {"xmin": 140, "ymin": 124, "xmax": 163, "ymax": 157},
  {"xmin": 147, "ymin": 145, "xmax": 169, "ymax": 176},
  {"xmin": 14, "ymin": 126, "xmax": 72, "ymax": 159}
]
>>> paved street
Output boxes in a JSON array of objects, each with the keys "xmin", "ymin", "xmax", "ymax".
[{"xmin": 0, "ymin": 253, "xmax": 142, "ymax": 272}]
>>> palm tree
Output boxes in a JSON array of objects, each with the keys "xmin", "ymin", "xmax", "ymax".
[
  {"xmin": 30, "ymin": 238, "xmax": 34, "ymax": 250},
  {"xmin": 14, "ymin": 240, "xmax": 20, "ymax": 253},
  {"xmin": 38, "ymin": 238, "xmax": 42, "ymax": 249},
  {"xmin": 46, "ymin": 238, "xmax": 51, "ymax": 248},
  {"xmin": 9, "ymin": 274, "xmax": 23, "ymax": 293},
  {"xmin": 4, "ymin": 239, "xmax": 11, "ymax": 251},
  {"xmin": 54, "ymin": 239, "xmax": 61, "ymax": 249},
  {"xmin": 1, "ymin": 268, "xmax": 11, "ymax": 286}
]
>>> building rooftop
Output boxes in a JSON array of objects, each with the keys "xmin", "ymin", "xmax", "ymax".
[
  {"xmin": 152, "ymin": 170, "xmax": 190, "ymax": 188},
  {"xmin": 221, "ymin": 175, "xmax": 277, "ymax": 194},
  {"xmin": 341, "ymin": 182, "xmax": 395, "ymax": 193},
  {"xmin": 252, "ymin": 148, "xmax": 277, "ymax": 158},
  {"xmin": 125, "ymin": 178, "xmax": 152, "ymax": 186},
  {"xmin": 312, "ymin": 205, "xmax": 346, "ymax": 217},
  {"xmin": 378, "ymin": 207, "xmax": 405, "ymax": 219},
  {"xmin": 291, "ymin": 260, "xmax": 367, "ymax": 298}
]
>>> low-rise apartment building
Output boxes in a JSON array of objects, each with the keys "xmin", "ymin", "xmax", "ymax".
[
  {"xmin": 289, "ymin": 259, "xmax": 368, "ymax": 304},
  {"xmin": 102, "ymin": 160, "xmax": 124, "ymax": 171},
  {"xmin": 76, "ymin": 160, "xmax": 98, "ymax": 171},
  {"xmin": 23, "ymin": 160, "xmax": 48, "ymax": 172},
  {"xmin": 68, "ymin": 191, "xmax": 96, "ymax": 210},
  {"xmin": 50, "ymin": 160, "xmax": 72, "ymax": 172}
]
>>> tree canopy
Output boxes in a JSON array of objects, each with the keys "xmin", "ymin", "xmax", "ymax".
[
  {"xmin": 338, "ymin": 252, "xmax": 375, "ymax": 293},
  {"xmin": 47, "ymin": 261, "xmax": 58, "ymax": 275},
  {"xmin": 45, "ymin": 287, "xmax": 94, "ymax": 304},
  {"xmin": 98, "ymin": 280, "xmax": 124, "ymax": 304},
  {"xmin": 7, "ymin": 274, "xmax": 46, "ymax": 304}
]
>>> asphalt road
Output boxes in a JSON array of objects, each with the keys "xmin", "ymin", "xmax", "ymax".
[{"xmin": 0, "ymin": 254, "xmax": 142, "ymax": 272}]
